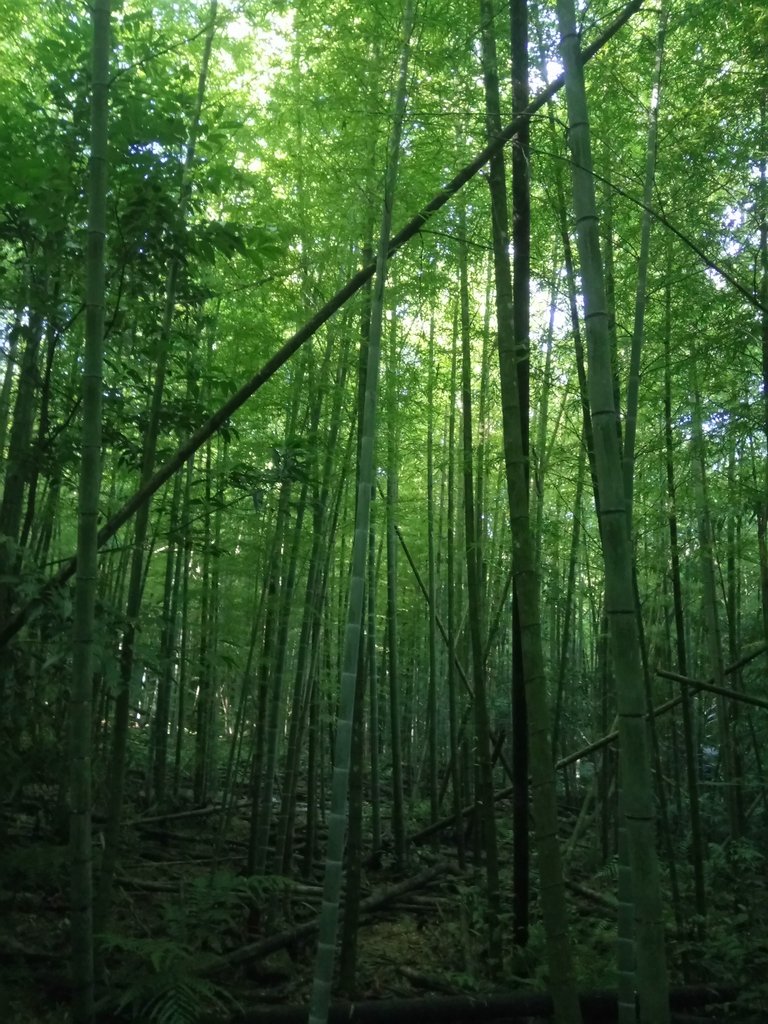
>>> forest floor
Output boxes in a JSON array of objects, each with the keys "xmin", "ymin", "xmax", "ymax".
[{"xmin": 1, "ymin": 782, "xmax": 767, "ymax": 1024}]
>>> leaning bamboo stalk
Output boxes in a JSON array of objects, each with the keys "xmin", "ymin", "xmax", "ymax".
[{"xmin": 0, "ymin": 0, "xmax": 645, "ymax": 650}]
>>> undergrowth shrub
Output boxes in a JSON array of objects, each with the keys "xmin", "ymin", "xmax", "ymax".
[{"xmin": 99, "ymin": 869, "xmax": 288, "ymax": 1023}]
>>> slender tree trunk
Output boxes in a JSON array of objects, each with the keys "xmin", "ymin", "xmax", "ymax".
[
  {"xmin": 480, "ymin": 3, "xmax": 582, "ymax": 1016},
  {"xmin": 338, "ymin": 646, "xmax": 366, "ymax": 995},
  {"xmin": 96, "ymin": 2, "xmax": 218, "ymax": 932},
  {"xmin": 508, "ymin": 0, "xmax": 532, "ymax": 949},
  {"xmin": 150, "ymin": 470, "xmax": 183, "ymax": 806},
  {"xmin": 307, "ymin": 6, "xmax": 415, "ymax": 1019},
  {"xmin": 173, "ymin": 454, "xmax": 194, "ymax": 799},
  {"xmin": 725, "ymin": 449, "xmax": 746, "ymax": 829},
  {"xmin": 0, "ymin": 313, "xmax": 21, "ymax": 463},
  {"xmin": 194, "ymin": 438, "xmax": 215, "ymax": 805},
  {"xmin": 367, "ymin": 516, "xmax": 382, "ymax": 854},
  {"xmin": 216, "ymin": 567, "xmax": 266, "ymax": 854},
  {"xmin": 278, "ymin": 336, "xmax": 350, "ymax": 873},
  {"xmin": 19, "ymin": 300, "xmax": 61, "ymax": 551},
  {"xmin": 303, "ymin": 664, "xmax": 320, "ymax": 880},
  {"xmin": 458, "ymin": 203, "xmax": 501, "ymax": 973},
  {"xmin": 475, "ymin": 266, "xmax": 492, "ymax": 602},
  {"xmin": 253, "ymin": 468, "xmax": 308, "ymax": 872},
  {"xmin": 759, "ymin": 91, "xmax": 768, "ymax": 647},
  {"xmin": 690, "ymin": 374, "xmax": 741, "ymax": 838},
  {"xmin": 555, "ymin": 3, "xmax": 669, "ymax": 1018},
  {"xmin": 622, "ymin": 2, "xmax": 667, "ymax": 515},
  {"xmin": 0, "ymin": 288, "xmax": 45, "ymax": 633},
  {"xmin": 552, "ymin": 440, "xmax": 586, "ymax": 758},
  {"xmin": 70, "ymin": 3, "xmax": 109, "ymax": 1019},
  {"xmin": 386, "ymin": 312, "xmax": 407, "ymax": 870},
  {"xmin": 426, "ymin": 320, "xmax": 439, "ymax": 831},
  {"xmin": 248, "ymin": 484, "xmax": 292, "ymax": 873},
  {"xmin": 447, "ymin": 317, "xmax": 465, "ymax": 869},
  {"xmin": 532, "ymin": 264, "xmax": 560, "ymax": 572}
]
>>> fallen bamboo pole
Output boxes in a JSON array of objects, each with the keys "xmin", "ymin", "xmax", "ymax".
[
  {"xmin": 213, "ymin": 860, "xmax": 455, "ymax": 970},
  {"xmin": 196, "ymin": 984, "xmax": 737, "ymax": 1024}
]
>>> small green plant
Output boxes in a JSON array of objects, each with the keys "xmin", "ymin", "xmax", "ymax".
[
  {"xmin": 504, "ymin": 921, "xmax": 550, "ymax": 988},
  {"xmin": 162, "ymin": 870, "xmax": 276, "ymax": 952},
  {"xmin": 100, "ymin": 870, "xmax": 289, "ymax": 1023},
  {"xmin": 98, "ymin": 933, "xmax": 236, "ymax": 1024},
  {"xmin": 707, "ymin": 837, "xmax": 765, "ymax": 885},
  {"xmin": 678, "ymin": 837, "xmax": 768, "ymax": 994}
]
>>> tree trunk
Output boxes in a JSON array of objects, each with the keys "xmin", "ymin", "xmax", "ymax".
[
  {"xmin": 446, "ymin": 316, "xmax": 465, "ymax": 869},
  {"xmin": 622, "ymin": 2, "xmax": 667, "ymax": 518},
  {"xmin": 96, "ymin": 0, "xmax": 219, "ymax": 932},
  {"xmin": 555, "ymin": 2, "xmax": 670, "ymax": 1018},
  {"xmin": 70, "ymin": 3, "xmax": 109, "ymax": 1019},
  {"xmin": 458, "ymin": 202, "xmax": 501, "ymax": 973},
  {"xmin": 307, "ymin": 5, "xmax": 415, "ymax": 1019},
  {"xmin": 386, "ymin": 310, "xmax": 407, "ymax": 870},
  {"xmin": 480, "ymin": 1, "xmax": 582, "ymax": 1016},
  {"xmin": 509, "ymin": 0, "xmax": 531, "ymax": 949},
  {"xmin": 426, "ymin": 319, "xmax": 439, "ymax": 832},
  {"xmin": 689, "ymin": 374, "xmax": 741, "ymax": 838}
]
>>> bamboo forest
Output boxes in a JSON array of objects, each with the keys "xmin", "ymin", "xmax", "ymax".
[{"xmin": 1, "ymin": 0, "xmax": 767, "ymax": 1021}]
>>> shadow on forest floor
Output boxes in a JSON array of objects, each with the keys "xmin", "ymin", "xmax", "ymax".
[{"xmin": 1, "ymin": 786, "xmax": 767, "ymax": 1023}]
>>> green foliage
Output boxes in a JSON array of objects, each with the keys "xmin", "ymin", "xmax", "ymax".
[
  {"xmin": 0, "ymin": 841, "xmax": 68, "ymax": 895},
  {"xmin": 674, "ymin": 838, "xmax": 768, "ymax": 1003},
  {"xmin": 98, "ymin": 870, "xmax": 291, "ymax": 1022},
  {"xmin": 707, "ymin": 836, "xmax": 766, "ymax": 887},
  {"xmin": 164, "ymin": 869, "xmax": 288, "ymax": 952},
  {"xmin": 505, "ymin": 921, "xmax": 550, "ymax": 989},
  {"xmin": 1, "ymin": 0, "xmax": 767, "ymax": 1016},
  {"xmin": 98, "ymin": 933, "xmax": 236, "ymax": 1024}
]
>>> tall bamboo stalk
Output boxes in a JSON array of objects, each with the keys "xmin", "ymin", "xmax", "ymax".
[
  {"xmin": 70, "ymin": 2, "xmax": 109, "ymax": 1019},
  {"xmin": 458, "ymin": 202, "xmax": 501, "ymax": 973},
  {"xmin": 555, "ymin": 1, "xmax": 670, "ymax": 1018},
  {"xmin": 307, "ymin": 6, "xmax": 415, "ymax": 1019}
]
